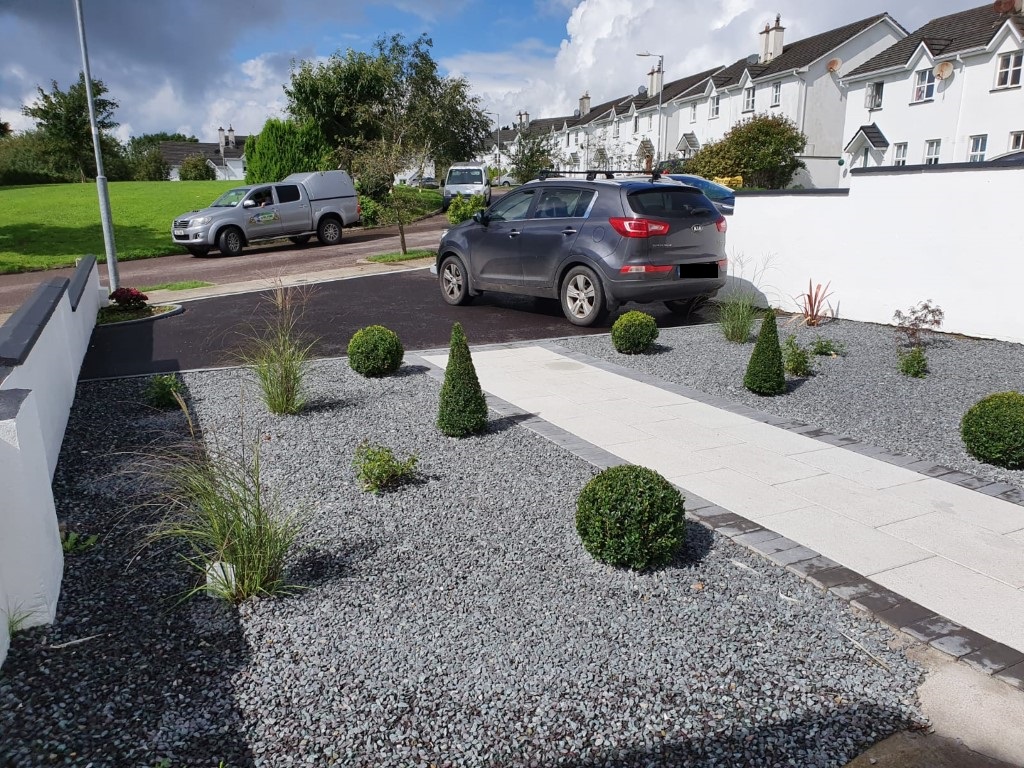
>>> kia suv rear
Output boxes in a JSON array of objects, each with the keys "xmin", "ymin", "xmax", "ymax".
[{"xmin": 434, "ymin": 174, "xmax": 727, "ymax": 326}]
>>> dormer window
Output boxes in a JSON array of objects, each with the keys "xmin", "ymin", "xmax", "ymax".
[
  {"xmin": 996, "ymin": 51, "xmax": 1023, "ymax": 88},
  {"xmin": 743, "ymin": 86, "xmax": 755, "ymax": 112},
  {"xmin": 913, "ymin": 69, "xmax": 935, "ymax": 102},
  {"xmin": 865, "ymin": 81, "xmax": 884, "ymax": 109},
  {"xmin": 710, "ymin": 95, "xmax": 720, "ymax": 118}
]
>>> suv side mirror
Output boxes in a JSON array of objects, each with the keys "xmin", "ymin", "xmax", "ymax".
[
  {"xmin": 472, "ymin": 210, "xmax": 488, "ymax": 225},
  {"xmin": 242, "ymin": 199, "xmax": 255, "ymax": 209}
]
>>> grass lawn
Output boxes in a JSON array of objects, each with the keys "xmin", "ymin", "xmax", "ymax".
[
  {"xmin": 0, "ymin": 180, "xmax": 237, "ymax": 274},
  {"xmin": 138, "ymin": 280, "xmax": 214, "ymax": 292},
  {"xmin": 366, "ymin": 249, "xmax": 435, "ymax": 263}
]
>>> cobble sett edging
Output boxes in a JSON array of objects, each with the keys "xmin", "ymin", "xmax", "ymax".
[{"xmin": 409, "ymin": 343, "xmax": 1024, "ymax": 693}]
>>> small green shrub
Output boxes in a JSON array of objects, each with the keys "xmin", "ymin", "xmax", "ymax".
[
  {"xmin": 718, "ymin": 292, "xmax": 758, "ymax": 342},
  {"xmin": 810, "ymin": 337, "xmax": 846, "ymax": 357},
  {"xmin": 437, "ymin": 323, "xmax": 488, "ymax": 437},
  {"xmin": 60, "ymin": 528, "xmax": 98, "ymax": 554},
  {"xmin": 744, "ymin": 309, "xmax": 786, "ymax": 396},
  {"xmin": 347, "ymin": 325, "xmax": 404, "ymax": 377},
  {"xmin": 898, "ymin": 346, "xmax": 928, "ymax": 378},
  {"xmin": 178, "ymin": 153, "xmax": 216, "ymax": 181},
  {"xmin": 353, "ymin": 442, "xmax": 418, "ymax": 494},
  {"xmin": 782, "ymin": 335, "xmax": 812, "ymax": 377},
  {"xmin": 961, "ymin": 392, "xmax": 1024, "ymax": 468},
  {"xmin": 146, "ymin": 374, "xmax": 184, "ymax": 409},
  {"xmin": 576, "ymin": 465, "xmax": 686, "ymax": 571},
  {"xmin": 611, "ymin": 311, "xmax": 658, "ymax": 354},
  {"xmin": 446, "ymin": 193, "xmax": 486, "ymax": 225},
  {"xmin": 241, "ymin": 287, "xmax": 314, "ymax": 415},
  {"xmin": 109, "ymin": 286, "xmax": 148, "ymax": 311}
]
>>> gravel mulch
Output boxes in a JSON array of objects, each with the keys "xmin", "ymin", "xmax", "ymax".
[{"xmin": 1, "ymin": 358, "xmax": 924, "ymax": 767}]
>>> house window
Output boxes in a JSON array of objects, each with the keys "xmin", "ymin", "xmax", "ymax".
[
  {"xmin": 633, "ymin": 115, "xmax": 639, "ymax": 133},
  {"xmin": 969, "ymin": 134, "xmax": 987, "ymax": 162},
  {"xmin": 913, "ymin": 69, "xmax": 935, "ymax": 102},
  {"xmin": 865, "ymin": 81, "xmax": 884, "ymax": 109},
  {"xmin": 996, "ymin": 51, "xmax": 1023, "ymax": 88},
  {"xmin": 893, "ymin": 143, "xmax": 907, "ymax": 166},
  {"xmin": 690, "ymin": 103, "xmax": 697, "ymax": 123},
  {"xmin": 574, "ymin": 132, "xmax": 579, "ymax": 146},
  {"xmin": 613, "ymin": 121, "xmax": 620, "ymax": 138},
  {"xmin": 743, "ymin": 86, "xmax": 755, "ymax": 112},
  {"xmin": 924, "ymin": 139, "xmax": 941, "ymax": 164},
  {"xmin": 646, "ymin": 114, "xmax": 652, "ymax": 130},
  {"xmin": 771, "ymin": 82, "xmax": 781, "ymax": 106},
  {"xmin": 1011, "ymin": 131, "xmax": 1024, "ymax": 151},
  {"xmin": 565, "ymin": 133, "xmax": 570, "ymax": 147},
  {"xmin": 710, "ymin": 95, "xmax": 720, "ymax": 118}
]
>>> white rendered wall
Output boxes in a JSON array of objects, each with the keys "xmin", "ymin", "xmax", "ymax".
[{"xmin": 726, "ymin": 166, "xmax": 1024, "ymax": 343}]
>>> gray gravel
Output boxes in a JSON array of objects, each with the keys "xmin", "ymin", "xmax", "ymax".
[
  {"xmin": 559, "ymin": 316, "xmax": 1024, "ymax": 490},
  {"xmin": 1, "ymin": 358, "xmax": 924, "ymax": 766}
]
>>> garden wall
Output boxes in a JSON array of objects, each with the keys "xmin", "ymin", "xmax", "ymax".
[
  {"xmin": 0, "ymin": 256, "xmax": 101, "ymax": 668},
  {"xmin": 726, "ymin": 164, "xmax": 1024, "ymax": 344}
]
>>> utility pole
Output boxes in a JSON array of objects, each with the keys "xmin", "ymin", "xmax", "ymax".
[{"xmin": 74, "ymin": 0, "xmax": 119, "ymax": 292}]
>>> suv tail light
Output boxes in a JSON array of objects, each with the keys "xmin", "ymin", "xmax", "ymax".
[
  {"xmin": 609, "ymin": 217, "xmax": 670, "ymax": 238},
  {"xmin": 620, "ymin": 264, "xmax": 674, "ymax": 274},
  {"xmin": 715, "ymin": 215, "xmax": 727, "ymax": 233}
]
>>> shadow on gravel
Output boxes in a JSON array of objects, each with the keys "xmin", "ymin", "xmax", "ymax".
[
  {"xmin": 673, "ymin": 517, "xmax": 715, "ymax": 565},
  {"xmin": 557, "ymin": 703, "xmax": 916, "ymax": 768},
  {"xmin": 291, "ymin": 538, "xmax": 382, "ymax": 588},
  {"xmin": 0, "ymin": 378, "xmax": 255, "ymax": 767}
]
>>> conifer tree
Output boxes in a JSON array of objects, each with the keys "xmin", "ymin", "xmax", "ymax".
[
  {"xmin": 437, "ymin": 323, "xmax": 488, "ymax": 436},
  {"xmin": 744, "ymin": 309, "xmax": 786, "ymax": 396}
]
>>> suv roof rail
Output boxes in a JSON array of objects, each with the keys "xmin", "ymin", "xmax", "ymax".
[{"xmin": 537, "ymin": 168, "xmax": 666, "ymax": 182}]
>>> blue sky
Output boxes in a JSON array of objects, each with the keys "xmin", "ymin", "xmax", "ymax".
[{"xmin": 0, "ymin": 0, "xmax": 968, "ymax": 143}]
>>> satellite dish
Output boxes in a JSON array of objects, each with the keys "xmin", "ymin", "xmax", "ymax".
[
  {"xmin": 933, "ymin": 61, "xmax": 954, "ymax": 80},
  {"xmin": 573, "ymin": 109, "xmax": 580, "ymax": 117},
  {"xmin": 637, "ymin": 85, "xmax": 648, "ymax": 96},
  {"xmin": 827, "ymin": 57, "xmax": 843, "ymax": 74},
  {"xmin": 746, "ymin": 54, "xmax": 760, "ymax": 65}
]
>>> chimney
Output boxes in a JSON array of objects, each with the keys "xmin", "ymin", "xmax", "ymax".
[
  {"xmin": 647, "ymin": 65, "xmax": 664, "ymax": 97},
  {"xmin": 760, "ymin": 14, "xmax": 785, "ymax": 63},
  {"xmin": 217, "ymin": 126, "xmax": 225, "ymax": 153},
  {"xmin": 227, "ymin": 125, "xmax": 236, "ymax": 148},
  {"xmin": 579, "ymin": 91, "xmax": 591, "ymax": 116}
]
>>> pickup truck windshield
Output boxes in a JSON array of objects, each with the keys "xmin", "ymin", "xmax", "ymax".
[{"xmin": 210, "ymin": 188, "xmax": 251, "ymax": 207}]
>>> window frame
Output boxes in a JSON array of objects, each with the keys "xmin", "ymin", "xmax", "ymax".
[
  {"xmin": 742, "ymin": 86, "xmax": 755, "ymax": 112},
  {"xmin": 924, "ymin": 139, "xmax": 941, "ymax": 164},
  {"xmin": 968, "ymin": 134, "xmax": 988, "ymax": 163},
  {"xmin": 689, "ymin": 103, "xmax": 697, "ymax": 123},
  {"xmin": 892, "ymin": 143, "xmax": 907, "ymax": 166},
  {"xmin": 710, "ymin": 94, "xmax": 720, "ymax": 118},
  {"xmin": 633, "ymin": 115, "xmax": 639, "ymax": 133},
  {"xmin": 865, "ymin": 81, "xmax": 884, "ymax": 110},
  {"xmin": 1011, "ymin": 131, "xmax": 1024, "ymax": 151},
  {"xmin": 913, "ymin": 69, "xmax": 935, "ymax": 102},
  {"xmin": 996, "ymin": 50, "xmax": 1023, "ymax": 89},
  {"xmin": 770, "ymin": 82, "xmax": 781, "ymax": 107}
]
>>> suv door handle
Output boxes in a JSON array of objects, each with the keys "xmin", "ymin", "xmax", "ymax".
[
  {"xmin": 561, "ymin": 228, "xmax": 577, "ymax": 235},
  {"xmin": 508, "ymin": 229, "xmax": 521, "ymax": 238}
]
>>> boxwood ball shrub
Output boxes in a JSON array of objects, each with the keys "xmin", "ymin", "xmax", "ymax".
[
  {"xmin": 744, "ymin": 308, "xmax": 786, "ymax": 396},
  {"xmin": 611, "ymin": 310, "xmax": 658, "ymax": 354},
  {"xmin": 347, "ymin": 325, "xmax": 404, "ymax": 377},
  {"xmin": 961, "ymin": 392, "xmax": 1024, "ymax": 469},
  {"xmin": 437, "ymin": 322, "xmax": 488, "ymax": 437},
  {"xmin": 576, "ymin": 465, "xmax": 686, "ymax": 571}
]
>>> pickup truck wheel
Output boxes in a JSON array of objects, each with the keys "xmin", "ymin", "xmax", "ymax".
[
  {"xmin": 316, "ymin": 217, "xmax": 342, "ymax": 246},
  {"xmin": 289, "ymin": 235, "xmax": 311, "ymax": 246},
  {"xmin": 217, "ymin": 227, "xmax": 244, "ymax": 257},
  {"xmin": 439, "ymin": 255, "xmax": 473, "ymax": 306}
]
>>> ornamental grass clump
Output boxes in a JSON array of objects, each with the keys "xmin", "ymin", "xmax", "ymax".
[
  {"xmin": 240, "ymin": 286, "xmax": 314, "ymax": 415},
  {"xmin": 717, "ymin": 292, "xmax": 758, "ymax": 343},
  {"xmin": 576, "ymin": 465, "xmax": 686, "ymax": 571},
  {"xmin": 744, "ymin": 309, "xmax": 786, "ymax": 396},
  {"xmin": 347, "ymin": 325, "xmax": 404, "ymax": 377},
  {"xmin": 437, "ymin": 323, "xmax": 488, "ymax": 437},
  {"xmin": 961, "ymin": 392, "xmax": 1024, "ymax": 469},
  {"xmin": 611, "ymin": 310, "xmax": 659, "ymax": 354}
]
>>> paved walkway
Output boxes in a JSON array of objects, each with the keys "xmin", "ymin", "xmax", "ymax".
[{"xmin": 421, "ymin": 342, "xmax": 1024, "ymax": 687}]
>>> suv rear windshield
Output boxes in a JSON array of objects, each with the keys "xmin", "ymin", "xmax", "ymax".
[
  {"xmin": 448, "ymin": 169, "xmax": 484, "ymax": 184},
  {"xmin": 627, "ymin": 188, "xmax": 717, "ymax": 219}
]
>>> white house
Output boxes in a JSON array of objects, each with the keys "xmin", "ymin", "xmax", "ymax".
[
  {"xmin": 159, "ymin": 126, "xmax": 247, "ymax": 181},
  {"xmin": 840, "ymin": 3, "xmax": 1024, "ymax": 178}
]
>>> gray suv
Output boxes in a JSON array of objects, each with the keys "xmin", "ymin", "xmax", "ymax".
[{"xmin": 434, "ymin": 175, "xmax": 727, "ymax": 326}]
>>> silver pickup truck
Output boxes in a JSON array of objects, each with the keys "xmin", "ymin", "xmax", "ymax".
[{"xmin": 171, "ymin": 170, "xmax": 361, "ymax": 257}]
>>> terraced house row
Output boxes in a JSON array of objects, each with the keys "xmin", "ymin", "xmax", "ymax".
[{"xmin": 478, "ymin": 2, "xmax": 1024, "ymax": 188}]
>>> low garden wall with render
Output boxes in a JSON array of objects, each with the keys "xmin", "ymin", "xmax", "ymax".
[
  {"xmin": 727, "ymin": 164, "xmax": 1024, "ymax": 344},
  {"xmin": 0, "ymin": 256, "xmax": 101, "ymax": 668}
]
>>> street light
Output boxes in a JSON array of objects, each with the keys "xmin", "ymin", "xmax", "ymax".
[
  {"xmin": 484, "ymin": 110, "xmax": 501, "ymax": 179},
  {"xmin": 636, "ymin": 51, "xmax": 665, "ymax": 165}
]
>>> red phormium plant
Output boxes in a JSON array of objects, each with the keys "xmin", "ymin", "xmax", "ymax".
[
  {"xmin": 797, "ymin": 280, "xmax": 833, "ymax": 326},
  {"xmin": 109, "ymin": 287, "xmax": 149, "ymax": 311}
]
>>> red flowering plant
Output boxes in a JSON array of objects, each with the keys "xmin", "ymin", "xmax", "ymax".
[{"xmin": 109, "ymin": 287, "xmax": 149, "ymax": 311}]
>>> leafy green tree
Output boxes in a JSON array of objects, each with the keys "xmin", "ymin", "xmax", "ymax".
[
  {"xmin": 244, "ymin": 117, "xmax": 330, "ymax": 183},
  {"xmin": 688, "ymin": 114, "xmax": 807, "ymax": 189},
  {"xmin": 21, "ymin": 73, "xmax": 119, "ymax": 182},
  {"xmin": 179, "ymin": 153, "xmax": 215, "ymax": 181},
  {"xmin": 0, "ymin": 120, "xmax": 11, "ymax": 139},
  {"xmin": 0, "ymin": 130, "xmax": 64, "ymax": 185},
  {"xmin": 131, "ymin": 148, "xmax": 169, "ymax": 181},
  {"xmin": 508, "ymin": 129, "xmax": 559, "ymax": 185}
]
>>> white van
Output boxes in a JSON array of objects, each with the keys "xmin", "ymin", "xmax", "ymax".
[{"xmin": 442, "ymin": 161, "xmax": 491, "ymax": 211}]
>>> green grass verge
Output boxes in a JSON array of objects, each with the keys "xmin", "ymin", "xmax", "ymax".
[
  {"xmin": 366, "ymin": 249, "xmax": 436, "ymax": 263},
  {"xmin": 0, "ymin": 180, "xmax": 238, "ymax": 274},
  {"xmin": 138, "ymin": 280, "xmax": 214, "ymax": 292}
]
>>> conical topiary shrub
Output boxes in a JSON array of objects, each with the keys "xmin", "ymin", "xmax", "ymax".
[
  {"xmin": 437, "ymin": 322, "xmax": 488, "ymax": 437},
  {"xmin": 743, "ymin": 309, "xmax": 786, "ymax": 396}
]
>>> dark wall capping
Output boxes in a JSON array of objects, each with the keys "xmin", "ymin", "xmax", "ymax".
[
  {"xmin": 735, "ymin": 188, "xmax": 849, "ymax": 197},
  {"xmin": 68, "ymin": 255, "xmax": 97, "ymax": 311},
  {"xmin": 852, "ymin": 162, "xmax": 1022, "ymax": 176},
  {"xmin": 0, "ymin": 279, "xmax": 69, "ymax": 367}
]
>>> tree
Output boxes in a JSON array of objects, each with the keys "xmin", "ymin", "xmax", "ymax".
[
  {"xmin": 0, "ymin": 120, "xmax": 11, "ymax": 139},
  {"xmin": 21, "ymin": 73, "xmax": 119, "ymax": 182},
  {"xmin": 179, "ymin": 153, "xmax": 215, "ymax": 181},
  {"xmin": 687, "ymin": 114, "xmax": 807, "ymax": 189},
  {"xmin": 0, "ymin": 130, "xmax": 64, "ymax": 186},
  {"xmin": 508, "ymin": 129, "xmax": 559, "ymax": 184},
  {"xmin": 244, "ymin": 117, "xmax": 330, "ymax": 183}
]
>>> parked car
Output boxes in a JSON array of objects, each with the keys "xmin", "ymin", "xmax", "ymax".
[
  {"xmin": 406, "ymin": 176, "xmax": 440, "ymax": 189},
  {"xmin": 494, "ymin": 174, "xmax": 518, "ymax": 186},
  {"xmin": 667, "ymin": 174, "xmax": 735, "ymax": 215},
  {"xmin": 432, "ymin": 175, "xmax": 727, "ymax": 326},
  {"xmin": 442, "ymin": 161, "xmax": 491, "ymax": 210},
  {"xmin": 171, "ymin": 170, "xmax": 360, "ymax": 257}
]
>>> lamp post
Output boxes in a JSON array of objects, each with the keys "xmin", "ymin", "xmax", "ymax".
[
  {"xmin": 484, "ymin": 110, "xmax": 500, "ymax": 180},
  {"xmin": 636, "ymin": 51, "xmax": 665, "ymax": 164}
]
